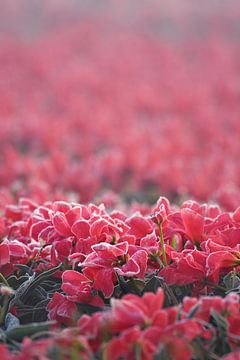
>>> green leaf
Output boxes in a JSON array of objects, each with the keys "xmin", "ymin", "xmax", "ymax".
[
  {"xmin": 0, "ymin": 328, "xmax": 6, "ymax": 342},
  {"xmin": 9, "ymin": 264, "xmax": 61, "ymax": 308},
  {"xmin": 15, "ymin": 264, "xmax": 33, "ymax": 275},
  {"xmin": 143, "ymin": 276, "xmax": 161, "ymax": 293},
  {"xmin": 223, "ymin": 271, "xmax": 240, "ymax": 291},
  {"xmin": 153, "ymin": 348, "xmax": 172, "ymax": 360},
  {"xmin": 20, "ymin": 265, "xmax": 61, "ymax": 301},
  {"xmin": 116, "ymin": 275, "xmax": 144, "ymax": 295},
  {"xmin": 211, "ymin": 309, "xmax": 228, "ymax": 331},
  {"xmin": 112, "ymin": 284, "xmax": 122, "ymax": 298},
  {"xmin": 76, "ymin": 303, "xmax": 106, "ymax": 316},
  {"xmin": 6, "ymin": 321, "xmax": 56, "ymax": 341},
  {"xmin": 191, "ymin": 338, "xmax": 215, "ymax": 360},
  {"xmin": 7, "ymin": 275, "xmax": 29, "ymax": 290},
  {"xmin": 5, "ymin": 313, "xmax": 20, "ymax": 331},
  {"xmin": 130, "ymin": 279, "xmax": 145, "ymax": 293},
  {"xmin": 210, "ymin": 309, "xmax": 231, "ymax": 356},
  {"xmin": 186, "ymin": 304, "xmax": 199, "ymax": 319}
]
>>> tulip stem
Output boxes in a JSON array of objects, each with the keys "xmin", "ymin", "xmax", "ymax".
[
  {"xmin": 0, "ymin": 273, "xmax": 9, "ymax": 287},
  {"xmin": 153, "ymin": 255, "xmax": 164, "ymax": 269},
  {"xmin": 206, "ymin": 281, "xmax": 226, "ymax": 292},
  {"xmin": 158, "ymin": 223, "xmax": 167, "ymax": 267},
  {"xmin": 0, "ymin": 296, "xmax": 10, "ymax": 326},
  {"xmin": 135, "ymin": 343, "xmax": 142, "ymax": 360}
]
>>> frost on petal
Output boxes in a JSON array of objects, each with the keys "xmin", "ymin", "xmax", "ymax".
[{"xmin": 181, "ymin": 208, "xmax": 204, "ymax": 244}]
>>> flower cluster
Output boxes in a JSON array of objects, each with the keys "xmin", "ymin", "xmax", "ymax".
[
  {"xmin": 2, "ymin": 197, "xmax": 240, "ymax": 294},
  {"xmin": 0, "ymin": 196, "xmax": 240, "ymax": 358}
]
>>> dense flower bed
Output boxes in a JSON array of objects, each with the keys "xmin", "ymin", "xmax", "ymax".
[
  {"xmin": 0, "ymin": 2, "xmax": 240, "ymax": 209},
  {"xmin": 0, "ymin": 196, "xmax": 240, "ymax": 359},
  {"xmin": 1, "ymin": 1, "xmax": 240, "ymax": 359}
]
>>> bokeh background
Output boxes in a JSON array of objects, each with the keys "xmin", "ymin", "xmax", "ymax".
[{"xmin": 0, "ymin": 0, "xmax": 240, "ymax": 210}]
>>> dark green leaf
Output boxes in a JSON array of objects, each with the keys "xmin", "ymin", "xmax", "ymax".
[
  {"xmin": 143, "ymin": 276, "xmax": 161, "ymax": 293},
  {"xmin": 6, "ymin": 321, "xmax": 56, "ymax": 341},
  {"xmin": 210, "ymin": 310, "xmax": 228, "ymax": 331},
  {"xmin": 0, "ymin": 328, "xmax": 6, "ymax": 342},
  {"xmin": 9, "ymin": 265, "xmax": 61, "ymax": 309},
  {"xmin": 7, "ymin": 275, "xmax": 29, "ymax": 290},
  {"xmin": 223, "ymin": 271, "xmax": 240, "ymax": 291},
  {"xmin": 116, "ymin": 275, "xmax": 143, "ymax": 295},
  {"xmin": 76, "ymin": 303, "xmax": 107, "ymax": 316},
  {"xmin": 5, "ymin": 313, "xmax": 20, "ymax": 331},
  {"xmin": 153, "ymin": 348, "xmax": 172, "ymax": 360},
  {"xmin": 186, "ymin": 304, "xmax": 199, "ymax": 319},
  {"xmin": 210, "ymin": 310, "xmax": 231, "ymax": 356}
]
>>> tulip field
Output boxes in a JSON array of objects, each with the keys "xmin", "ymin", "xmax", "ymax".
[{"xmin": 0, "ymin": 1, "xmax": 240, "ymax": 359}]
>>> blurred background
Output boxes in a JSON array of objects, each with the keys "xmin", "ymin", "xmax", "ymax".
[{"xmin": 0, "ymin": 0, "xmax": 240, "ymax": 210}]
